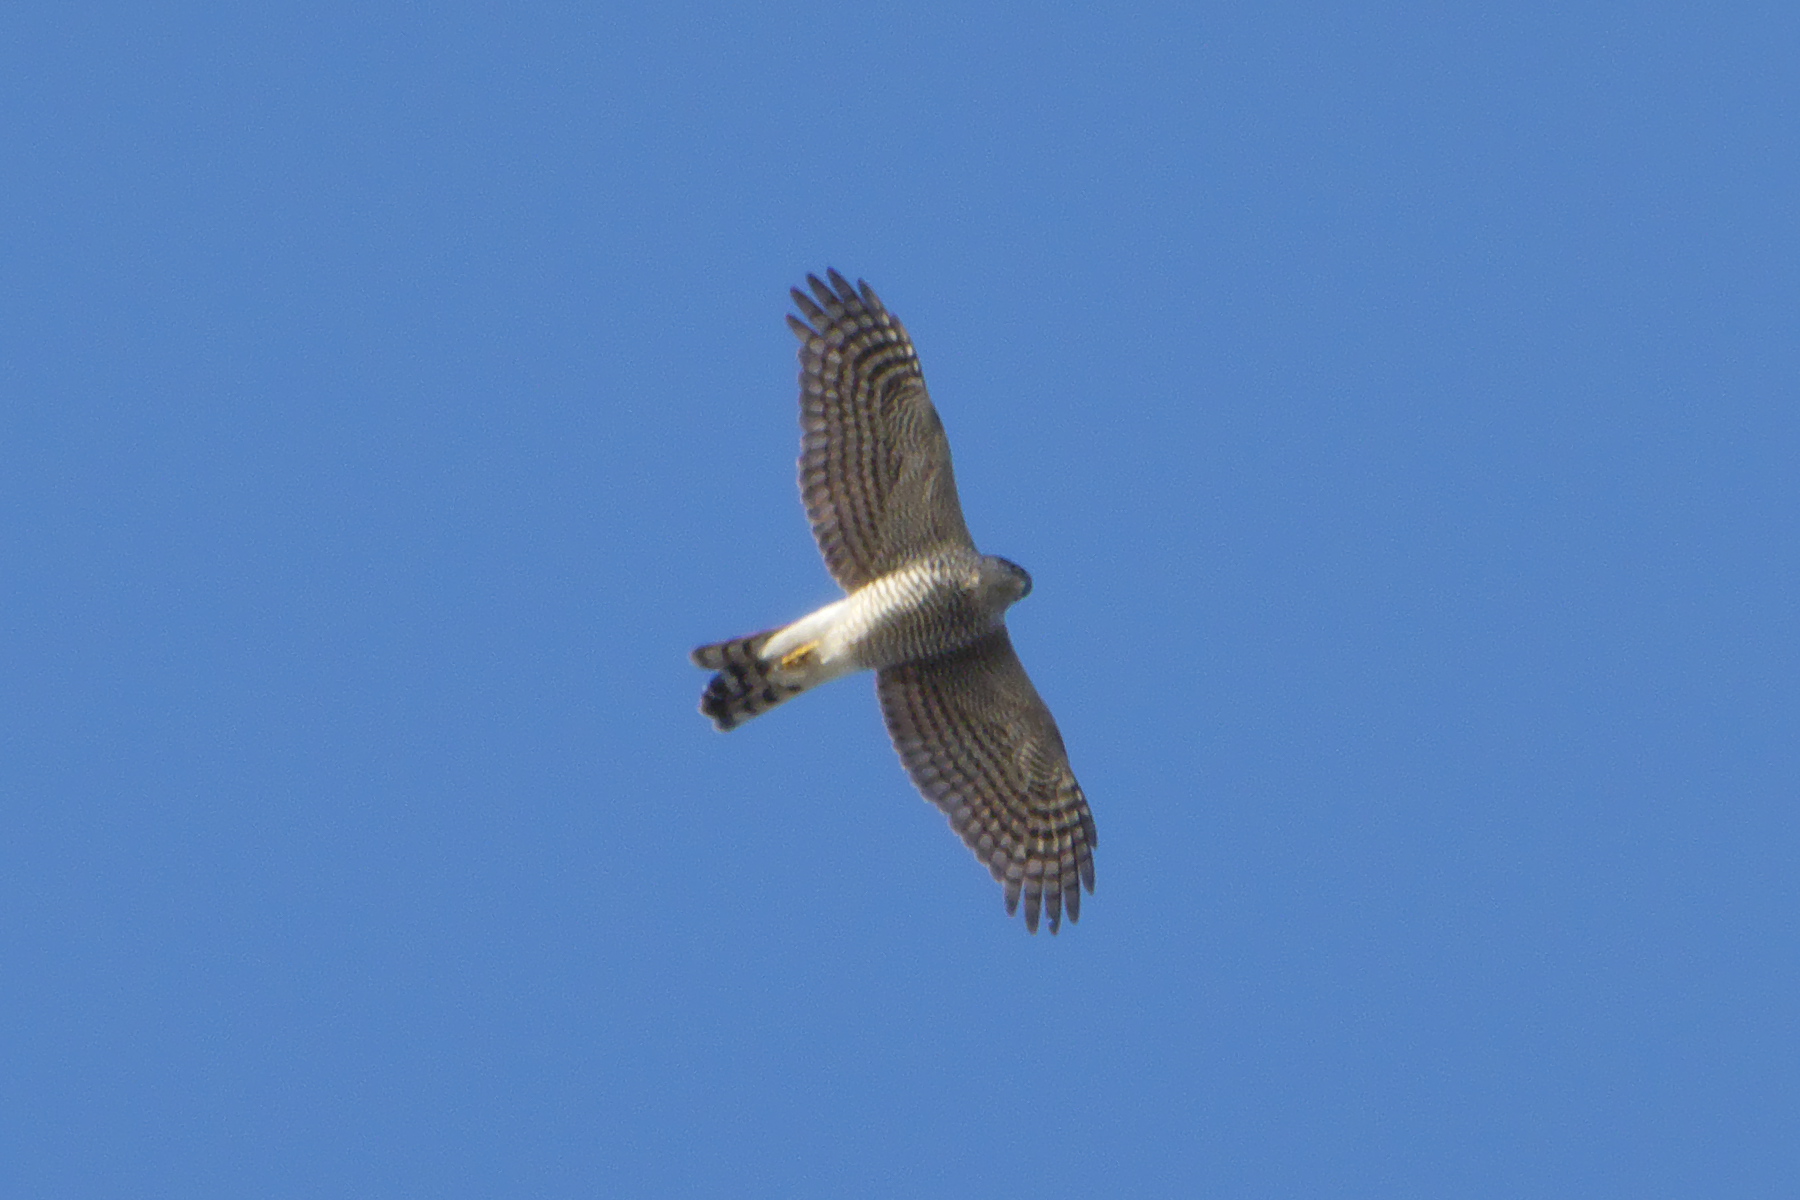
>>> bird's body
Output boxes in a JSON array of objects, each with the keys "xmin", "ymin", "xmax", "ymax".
[
  {"xmin": 693, "ymin": 271, "xmax": 1096, "ymax": 933},
  {"xmin": 698, "ymin": 548, "xmax": 1025, "ymax": 726}
]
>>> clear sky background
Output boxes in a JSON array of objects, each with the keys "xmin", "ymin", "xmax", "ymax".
[{"xmin": 5, "ymin": 3, "xmax": 1796, "ymax": 1196}]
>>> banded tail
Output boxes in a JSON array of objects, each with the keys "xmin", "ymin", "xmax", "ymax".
[{"xmin": 692, "ymin": 630, "xmax": 809, "ymax": 731}]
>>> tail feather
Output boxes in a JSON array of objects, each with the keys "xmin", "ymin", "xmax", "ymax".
[{"xmin": 692, "ymin": 630, "xmax": 804, "ymax": 731}]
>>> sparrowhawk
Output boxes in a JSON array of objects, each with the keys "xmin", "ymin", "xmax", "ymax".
[{"xmin": 692, "ymin": 271, "xmax": 1096, "ymax": 933}]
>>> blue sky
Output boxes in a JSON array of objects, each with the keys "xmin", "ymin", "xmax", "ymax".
[{"xmin": 5, "ymin": 3, "xmax": 1796, "ymax": 1196}]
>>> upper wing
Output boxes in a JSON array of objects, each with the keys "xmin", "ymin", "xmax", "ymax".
[
  {"xmin": 876, "ymin": 629, "xmax": 1097, "ymax": 933},
  {"xmin": 789, "ymin": 271, "xmax": 974, "ymax": 591}
]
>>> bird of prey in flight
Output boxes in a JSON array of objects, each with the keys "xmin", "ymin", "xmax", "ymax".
[{"xmin": 693, "ymin": 271, "xmax": 1096, "ymax": 933}]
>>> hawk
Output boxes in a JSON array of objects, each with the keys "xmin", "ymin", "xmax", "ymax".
[{"xmin": 692, "ymin": 271, "xmax": 1097, "ymax": 933}]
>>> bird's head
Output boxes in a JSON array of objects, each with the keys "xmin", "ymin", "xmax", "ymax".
[{"xmin": 980, "ymin": 555, "xmax": 1034, "ymax": 607}]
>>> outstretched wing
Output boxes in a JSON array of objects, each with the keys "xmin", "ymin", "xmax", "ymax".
[
  {"xmin": 789, "ymin": 270, "xmax": 974, "ymax": 591},
  {"xmin": 876, "ymin": 629, "xmax": 1097, "ymax": 933}
]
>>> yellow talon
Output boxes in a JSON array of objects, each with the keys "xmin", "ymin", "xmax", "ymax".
[{"xmin": 778, "ymin": 641, "xmax": 820, "ymax": 670}]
